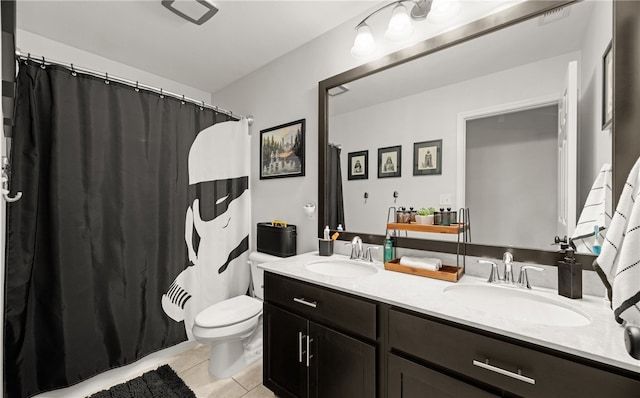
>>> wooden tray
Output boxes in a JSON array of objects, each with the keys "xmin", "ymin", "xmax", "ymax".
[
  {"xmin": 386, "ymin": 222, "xmax": 467, "ymax": 234},
  {"xmin": 384, "ymin": 258, "xmax": 464, "ymax": 282}
]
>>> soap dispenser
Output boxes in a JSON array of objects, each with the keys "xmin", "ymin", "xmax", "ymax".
[{"xmin": 555, "ymin": 236, "xmax": 582, "ymax": 299}]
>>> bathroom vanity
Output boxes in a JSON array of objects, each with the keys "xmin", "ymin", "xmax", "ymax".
[{"xmin": 260, "ymin": 253, "xmax": 640, "ymax": 398}]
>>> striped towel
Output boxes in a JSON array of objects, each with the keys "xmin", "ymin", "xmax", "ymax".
[
  {"xmin": 572, "ymin": 163, "xmax": 612, "ymax": 253},
  {"xmin": 594, "ymin": 158, "xmax": 640, "ymax": 325}
]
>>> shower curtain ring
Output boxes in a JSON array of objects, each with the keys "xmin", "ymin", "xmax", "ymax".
[
  {"xmin": 40, "ymin": 56, "xmax": 46, "ymax": 69},
  {"xmin": 104, "ymin": 72, "xmax": 110, "ymax": 84},
  {"xmin": 160, "ymin": 88, "xmax": 164, "ymax": 99},
  {"xmin": 181, "ymin": 95, "xmax": 185, "ymax": 105},
  {"xmin": 135, "ymin": 81, "xmax": 139, "ymax": 92},
  {"xmin": 200, "ymin": 101, "xmax": 204, "ymax": 111},
  {"xmin": 70, "ymin": 63, "xmax": 77, "ymax": 76}
]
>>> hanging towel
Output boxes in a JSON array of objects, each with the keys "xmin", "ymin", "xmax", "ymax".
[
  {"xmin": 399, "ymin": 256, "xmax": 442, "ymax": 271},
  {"xmin": 594, "ymin": 158, "xmax": 640, "ymax": 325},
  {"xmin": 572, "ymin": 163, "xmax": 612, "ymax": 253}
]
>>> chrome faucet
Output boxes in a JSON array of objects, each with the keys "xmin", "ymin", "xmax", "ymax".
[
  {"xmin": 347, "ymin": 236, "xmax": 378, "ymax": 262},
  {"xmin": 478, "ymin": 253, "xmax": 543, "ymax": 289},
  {"xmin": 503, "ymin": 252, "xmax": 514, "ymax": 284},
  {"xmin": 349, "ymin": 236, "xmax": 363, "ymax": 260}
]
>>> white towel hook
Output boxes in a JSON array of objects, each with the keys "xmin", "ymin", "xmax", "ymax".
[{"xmin": 2, "ymin": 157, "xmax": 22, "ymax": 203}]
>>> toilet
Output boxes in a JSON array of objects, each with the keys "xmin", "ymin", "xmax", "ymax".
[{"xmin": 192, "ymin": 251, "xmax": 279, "ymax": 378}]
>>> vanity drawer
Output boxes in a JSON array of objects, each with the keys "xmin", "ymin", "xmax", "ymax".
[
  {"xmin": 264, "ymin": 272, "xmax": 376, "ymax": 341},
  {"xmin": 389, "ymin": 308, "xmax": 640, "ymax": 397}
]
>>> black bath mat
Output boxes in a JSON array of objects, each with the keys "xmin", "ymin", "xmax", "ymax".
[{"xmin": 87, "ymin": 364, "xmax": 196, "ymax": 398}]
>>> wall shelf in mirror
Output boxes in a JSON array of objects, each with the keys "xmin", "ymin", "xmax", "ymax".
[{"xmin": 386, "ymin": 222, "xmax": 467, "ymax": 234}]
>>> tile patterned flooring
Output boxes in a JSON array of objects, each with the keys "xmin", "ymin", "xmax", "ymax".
[
  {"xmin": 34, "ymin": 343, "xmax": 275, "ymax": 398},
  {"xmin": 166, "ymin": 344, "xmax": 275, "ymax": 398}
]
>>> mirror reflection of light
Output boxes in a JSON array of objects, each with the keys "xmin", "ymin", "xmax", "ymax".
[{"xmin": 428, "ymin": 0, "xmax": 461, "ymax": 23}]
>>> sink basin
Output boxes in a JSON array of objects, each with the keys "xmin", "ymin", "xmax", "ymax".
[
  {"xmin": 306, "ymin": 259, "xmax": 378, "ymax": 278},
  {"xmin": 443, "ymin": 284, "xmax": 591, "ymax": 327}
]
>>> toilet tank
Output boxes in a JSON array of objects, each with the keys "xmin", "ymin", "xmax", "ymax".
[{"xmin": 249, "ymin": 251, "xmax": 282, "ymax": 300}]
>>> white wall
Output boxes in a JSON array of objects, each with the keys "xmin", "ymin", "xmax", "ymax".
[
  {"xmin": 17, "ymin": 30, "xmax": 212, "ymax": 102},
  {"xmin": 331, "ymin": 52, "xmax": 578, "ymax": 237},
  {"xmin": 211, "ymin": 14, "xmax": 374, "ymax": 254}
]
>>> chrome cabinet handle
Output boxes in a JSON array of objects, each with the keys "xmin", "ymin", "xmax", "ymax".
[
  {"xmin": 473, "ymin": 359, "xmax": 535, "ymax": 385},
  {"xmin": 306, "ymin": 336, "xmax": 314, "ymax": 367},
  {"xmin": 298, "ymin": 332, "xmax": 304, "ymax": 363},
  {"xmin": 293, "ymin": 297, "xmax": 317, "ymax": 308}
]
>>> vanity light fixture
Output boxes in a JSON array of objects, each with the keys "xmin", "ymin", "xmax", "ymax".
[
  {"xmin": 161, "ymin": 0, "xmax": 218, "ymax": 25},
  {"xmin": 351, "ymin": 0, "xmax": 462, "ymax": 57}
]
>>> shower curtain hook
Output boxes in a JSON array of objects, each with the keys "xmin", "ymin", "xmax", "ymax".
[
  {"xmin": 40, "ymin": 56, "xmax": 46, "ymax": 69},
  {"xmin": 200, "ymin": 101, "xmax": 204, "ymax": 111},
  {"xmin": 70, "ymin": 63, "xmax": 77, "ymax": 77},
  {"xmin": 160, "ymin": 88, "xmax": 164, "ymax": 99},
  {"xmin": 181, "ymin": 95, "xmax": 185, "ymax": 105},
  {"xmin": 135, "ymin": 81, "xmax": 139, "ymax": 92},
  {"xmin": 104, "ymin": 72, "xmax": 110, "ymax": 84}
]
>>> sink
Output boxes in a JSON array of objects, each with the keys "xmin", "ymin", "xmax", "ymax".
[
  {"xmin": 443, "ymin": 284, "xmax": 591, "ymax": 327},
  {"xmin": 306, "ymin": 259, "xmax": 378, "ymax": 278}
]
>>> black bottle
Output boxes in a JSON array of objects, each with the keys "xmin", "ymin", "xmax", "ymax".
[{"xmin": 556, "ymin": 236, "xmax": 582, "ymax": 299}]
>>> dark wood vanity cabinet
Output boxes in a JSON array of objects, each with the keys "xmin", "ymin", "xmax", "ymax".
[
  {"xmin": 388, "ymin": 308, "xmax": 640, "ymax": 398},
  {"xmin": 263, "ymin": 272, "xmax": 377, "ymax": 398}
]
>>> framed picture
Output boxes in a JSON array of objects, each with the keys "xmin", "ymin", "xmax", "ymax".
[
  {"xmin": 348, "ymin": 150, "xmax": 368, "ymax": 180},
  {"xmin": 602, "ymin": 40, "xmax": 613, "ymax": 129},
  {"xmin": 413, "ymin": 139, "xmax": 442, "ymax": 176},
  {"xmin": 378, "ymin": 145, "xmax": 401, "ymax": 178},
  {"xmin": 260, "ymin": 119, "xmax": 305, "ymax": 179}
]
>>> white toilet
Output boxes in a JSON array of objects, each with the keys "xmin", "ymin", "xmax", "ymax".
[{"xmin": 192, "ymin": 251, "xmax": 278, "ymax": 378}]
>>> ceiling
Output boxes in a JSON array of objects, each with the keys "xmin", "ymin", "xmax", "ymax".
[{"xmin": 16, "ymin": 0, "xmax": 379, "ymax": 94}]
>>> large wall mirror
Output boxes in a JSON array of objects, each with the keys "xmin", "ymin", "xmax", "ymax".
[{"xmin": 319, "ymin": 0, "xmax": 637, "ymax": 265}]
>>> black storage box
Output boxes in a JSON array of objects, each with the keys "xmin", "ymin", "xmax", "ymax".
[{"xmin": 257, "ymin": 221, "xmax": 297, "ymax": 257}]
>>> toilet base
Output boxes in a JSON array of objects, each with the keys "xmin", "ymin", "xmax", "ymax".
[{"xmin": 208, "ymin": 339, "xmax": 262, "ymax": 378}]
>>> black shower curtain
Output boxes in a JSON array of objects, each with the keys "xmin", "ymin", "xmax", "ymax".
[
  {"xmin": 4, "ymin": 60, "xmax": 230, "ymax": 397},
  {"xmin": 327, "ymin": 144, "xmax": 345, "ymax": 230}
]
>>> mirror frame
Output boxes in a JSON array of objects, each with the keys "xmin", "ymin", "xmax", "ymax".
[{"xmin": 319, "ymin": 0, "xmax": 640, "ymax": 268}]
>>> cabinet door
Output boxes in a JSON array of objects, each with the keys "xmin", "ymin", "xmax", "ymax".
[
  {"xmin": 263, "ymin": 303, "xmax": 308, "ymax": 398},
  {"xmin": 388, "ymin": 353, "xmax": 499, "ymax": 398},
  {"xmin": 308, "ymin": 321, "xmax": 376, "ymax": 398}
]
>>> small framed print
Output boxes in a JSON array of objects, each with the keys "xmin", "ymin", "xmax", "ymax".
[
  {"xmin": 260, "ymin": 119, "xmax": 305, "ymax": 179},
  {"xmin": 378, "ymin": 145, "xmax": 401, "ymax": 178},
  {"xmin": 602, "ymin": 40, "xmax": 613, "ymax": 129},
  {"xmin": 348, "ymin": 150, "xmax": 368, "ymax": 180},
  {"xmin": 413, "ymin": 139, "xmax": 442, "ymax": 176}
]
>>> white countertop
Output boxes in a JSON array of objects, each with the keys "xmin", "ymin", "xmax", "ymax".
[{"xmin": 258, "ymin": 252, "xmax": 640, "ymax": 375}]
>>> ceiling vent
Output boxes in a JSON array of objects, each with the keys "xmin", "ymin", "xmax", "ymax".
[
  {"xmin": 538, "ymin": 7, "xmax": 570, "ymax": 26},
  {"xmin": 328, "ymin": 85, "xmax": 350, "ymax": 97},
  {"xmin": 162, "ymin": 0, "xmax": 218, "ymax": 25}
]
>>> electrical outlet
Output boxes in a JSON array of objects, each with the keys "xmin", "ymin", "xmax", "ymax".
[{"xmin": 440, "ymin": 194, "xmax": 453, "ymax": 206}]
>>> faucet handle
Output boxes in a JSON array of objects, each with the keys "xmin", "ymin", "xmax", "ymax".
[
  {"xmin": 517, "ymin": 266, "xmax": 544, "ymax": 289},
  {"xmin": 364, "ymin": 246, "xmax": 379, "ymax": 262},
  {"xmin": 478, "ymin": 260, "xmax": 499, "ymax": 283}
]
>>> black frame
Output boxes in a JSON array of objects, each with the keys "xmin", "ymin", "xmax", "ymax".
[
  {"xmin": 413, "ymin": 140, "xmax": 442, "ymax": 176},
  {"xmin": 378, "ymin": 145, "xmax": 401, "ymax": 178},
  {"xmin": 348, "ymin": 150, "xmax": 368, "ymax": 180},
  {"xmin": 602, "ymin": 40, "xmax": 613, "ymax": 129},
  {"xmin": 260, "ymin": 119, "xmax": 305, "ymax": 180}
]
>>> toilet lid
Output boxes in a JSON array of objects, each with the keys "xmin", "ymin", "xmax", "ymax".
[{"xmin": 195, "ymin": 295, "xmax": 262, "ymax": 328}]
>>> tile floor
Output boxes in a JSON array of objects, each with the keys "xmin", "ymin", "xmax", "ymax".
[
  {"xmin": 167, "ymin": 344, "xmax": 275, "ymax": 398},
  {"xmin": 33, "ymin": 342, "xmax": 275, "ymax": 398}
]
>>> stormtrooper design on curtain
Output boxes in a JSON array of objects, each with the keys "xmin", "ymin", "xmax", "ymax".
[{"xmin": 162, "ymin": 119, "xmax": 251, "ymax": 338}]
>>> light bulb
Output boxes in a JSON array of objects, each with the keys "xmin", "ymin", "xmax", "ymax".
[
  {"xmin": 351, "ymin": 24, "xmax": 377, "ymax": 57},
  {"xmin": 428, "ymin": 0, "xmax": 461, "ymax": 23},
  {"xmin": 385, "ymin": 3, "xmax": 414, "ymax": 41}
]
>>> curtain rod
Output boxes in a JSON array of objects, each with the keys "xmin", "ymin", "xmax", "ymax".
[{"xmin": 15, "ymin": 50, "xmax": 254, "ymax": 126}]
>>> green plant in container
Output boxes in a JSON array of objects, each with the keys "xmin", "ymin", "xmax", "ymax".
[{"xmin": 415, "ymin": 207, "xmax": 435, "ymax": 224}]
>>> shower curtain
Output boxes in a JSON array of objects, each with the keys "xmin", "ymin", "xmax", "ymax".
[
  {"xmin": 327, "ymin": 144, "xmax": 345, "ymax": 229},
  {"xmin": 4, "ymin": 60, "xmax": 250, "ymax": 397}
]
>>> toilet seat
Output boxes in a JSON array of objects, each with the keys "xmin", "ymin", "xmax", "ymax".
[{"xmin": 195, "ymin": 295, "xmax": 262, "ymax": 328}]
